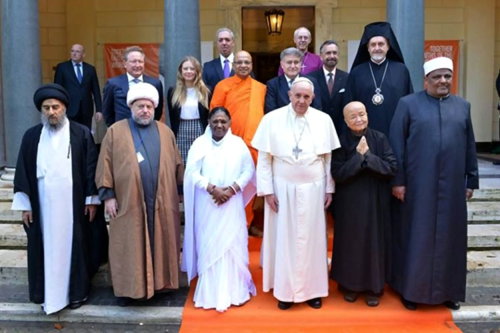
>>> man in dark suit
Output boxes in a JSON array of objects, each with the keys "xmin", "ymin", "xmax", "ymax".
[
  {"xmin": 265, "ymin": 47, "xmax": 322, "ymax": 113},
  {"xmin": 102, "ymin": 45, "xmax": 164, "ymax": 127},
  {"xmin": 202, "ymin": 27, "xmax": 235, "ymax": 92},
  {"xmin": 307, "ymin": 40, "xmax": 349, "ymax": 133},
  {"xmin": 54, "ymin": 44, "xmax": 102, "ymax": 130}
]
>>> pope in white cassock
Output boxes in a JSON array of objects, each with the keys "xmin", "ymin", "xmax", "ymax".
[
  {"xmin": 12, "ymin": 84, "xmax": 107, "ymax": 314},
  {"xmin": 252, "ymin": 77, "xmax": 340, "ymax": 310}
]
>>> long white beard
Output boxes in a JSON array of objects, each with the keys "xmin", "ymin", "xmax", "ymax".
[{"xmin": 41, "ymin": 113, "xmax": 68, "ymax": 131}]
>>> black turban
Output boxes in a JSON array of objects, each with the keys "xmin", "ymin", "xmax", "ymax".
[
  {"xmin": 33, "ymin": 83, "xmax": 70, "ymax": 111},
  {"xmin": 351, "ymin": 21, "xmax": 406, "ymax": 68}
]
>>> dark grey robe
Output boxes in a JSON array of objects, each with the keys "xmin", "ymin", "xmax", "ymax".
[
  {"xmin": 389, "ymin": 91, "xmax": 479, "ymax": 304},
  {"xmin": 330, "ymin": 128, "xmax": 397, "ymax": 293},
  {"xmin": 129, "ymin": 119, "xmax": 160, "ymax": 255}
]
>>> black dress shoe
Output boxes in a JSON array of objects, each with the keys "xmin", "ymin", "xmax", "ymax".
[
  {"xmin": 116, "ymin": 296, "xmax": 132, "ymax": 307},
  {"xmin": 68, "ymin": 296, "xmax": 88, "ymax": 310},
  {"xmin": 401, "ymin": 297, "xmax": 417, "ymax": 310},
  {"xmin": 306, "ymin": 298, "xmax": 322, "ymax": 309},
  {"xmin": 343, "ymin": 291, "xmax": 359, "ymax": 303},
  {"xmin": 365, "ymin": 295, "xmax": 380, "ymax": 307},
  {"xmin": 443, "ymin": 301, "xmax": 460, "ymax": 310},
  {"xmin": 277, "ymin": 300, "xmax": 293, "ymax": 310}
]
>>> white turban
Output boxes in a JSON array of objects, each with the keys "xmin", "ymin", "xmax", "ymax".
[
  {"xmin": 127, "ymin": 82, "xmax": 159, "ymax": 107},
  {"xmin": 423, "ymin": 57, "xmax": 453, "ymax": 76}
]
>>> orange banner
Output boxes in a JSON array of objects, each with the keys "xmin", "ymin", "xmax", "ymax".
[
  {"xmin": 424, "ymin": 40, "xmax": 459, "ymax": 94},
  {"xmin": 103, "ymin": 43, "xmax": 160, "ymax": 79}
]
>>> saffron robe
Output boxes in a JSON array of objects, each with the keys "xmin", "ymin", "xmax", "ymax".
[
  {"xmin": 210, "ymin": 75, "xmax": 266, "ymax": 163},
  {"xmin": 389, "ymin": 91, "xmax": 479, "ymax": 304},
  {"xmin": 96, "ymin": 120, "xmax": 183, "ymax": 299},
  {"xmin": 252, "ymin": 105, "xmax": 340, "ymax": 302},
  {"xmin": 330, "ymin": 128, "xmax": 397, "ymax": 294},
  {"xmin": 183, "ymin": 128, "xmax": 256, "ymax": 312},
  {"xmin": 13, "ymin": 121, "xmax": 107, "ymax": 313}
]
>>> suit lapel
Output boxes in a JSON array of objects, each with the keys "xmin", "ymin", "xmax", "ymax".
[
  {"xmin": 278, "ymin": 76, "xmax": 290, "ymax": 105},
  {"xmin": 214, "ymin": 57, "xmax": 225, "ymax": 80},
  {"xmin": 120, "ymin": 74, "xmax": 130, "ymax": 94}
]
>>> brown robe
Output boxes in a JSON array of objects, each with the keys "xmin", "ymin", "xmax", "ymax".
[{"xmin": 96, "ymin": 120, "xmax": 183, "ymax": 299}]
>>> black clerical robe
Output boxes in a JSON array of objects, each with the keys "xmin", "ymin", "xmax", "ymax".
[
  {"xmin": 344, "ymin": 60, "xmax": 413, "ymax": 137},
  {"xmin": 13, "ymin": 122, "xmax": 108, "ymax": 304},
  {"xmin": 389, "ymin": 91, "xmax": 479, "ymax": 304},
  {"xmin": 330, "ymin": 128, "xmax": 397, "ymax": 293}
]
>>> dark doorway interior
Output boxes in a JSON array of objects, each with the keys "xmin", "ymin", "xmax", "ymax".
[{"xmin": 242, "ymin": 6, "xmax": 315, "ymax": 84}]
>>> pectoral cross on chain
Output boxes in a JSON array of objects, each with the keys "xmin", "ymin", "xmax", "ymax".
[{"xmin": 293, "ymin": 145, "xmax": 302, "ymax": 159}]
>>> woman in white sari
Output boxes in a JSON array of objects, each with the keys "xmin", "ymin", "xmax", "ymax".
[{"xmin": 182, "ymin": 107, "xmax": 256, "ymax": 312}]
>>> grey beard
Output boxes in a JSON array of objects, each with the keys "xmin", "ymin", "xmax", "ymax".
[
  {"xmin": 132, "ymin": 114, "xmax": 153, "ymax": 126},
  {"xmin": 41, "ymin": 113, "xmax": 68, "ymax": 130}
]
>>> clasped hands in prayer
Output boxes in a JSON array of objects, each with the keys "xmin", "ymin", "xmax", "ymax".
[
  {"xmin": 208, "ymin": 183, "xmax": 240, "ymax": 206},
  {"xmin": 356, "ymin": 135, "xmax": 369, "ymax": 155}
]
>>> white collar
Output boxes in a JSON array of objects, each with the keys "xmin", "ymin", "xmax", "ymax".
[{"xmin": 127, "ymin": 73, "xmax": 143, "ymax": 82}]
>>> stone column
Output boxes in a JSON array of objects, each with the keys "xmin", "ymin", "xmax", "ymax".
[
  {"xmin": 387, "ymin": 0, "xmax": 424, "ymax": 91},
  {"xmin": 1, "ymin": 0, "xmax": 41, "ymax": 170},
  {"xmin": 164, "ymin": 0, "xmax": 200, "ymax": 124}
]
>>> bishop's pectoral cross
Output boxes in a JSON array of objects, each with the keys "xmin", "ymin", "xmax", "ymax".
[{"xmin": 293, "ymin": 145, "xmax": 302, "ymax": 159}]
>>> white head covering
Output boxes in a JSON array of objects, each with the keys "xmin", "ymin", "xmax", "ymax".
[
  {"xmin": 127, "ymin": 82, "xmax": 159, "ymax": 107},
  {"xmin": 423, "ymin": 57, "xmax": 453, "ymax": 76}
]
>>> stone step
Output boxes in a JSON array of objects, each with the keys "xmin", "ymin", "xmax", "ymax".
[
  {"xmin": 1, "ymin": 248, "xmax": 497, "ymax": 288},
  {"xmin": 467, "ymin": 201, "xmax": 500, "ymax": 223},
  {"xmin": 0, "ymin": 188, "xmax": 13, "ymax": 202},
  {"xmin": 466, "ymin": 250, "xmax": 500, "ymax": 287},
  {"xmin": 469, "ymin": 188, "xmax": 500, "ymax": 202},
  {"xmin": 1, "ymin": 223, "xmax": 498, "ymax": 250},
  {"xmin": 0, "ymin": 249, "xmax": 189, "ymax": 288},
  {"xmin": 2, "ymin": 200, "xmax": 500, "ymax": 224},
  {"xmin": 468, "ymin": 224, "xmax": 500, "ymax": 249}
]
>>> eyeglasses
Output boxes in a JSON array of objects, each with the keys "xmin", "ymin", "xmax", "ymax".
[{"xmin": 234, "ymin": 60, "xmax": 252, "ymax": 65}]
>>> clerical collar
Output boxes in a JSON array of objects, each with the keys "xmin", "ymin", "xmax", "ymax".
[{"xmin": 370, "ymin": 57, "xmax": 387, "ymax": 65}]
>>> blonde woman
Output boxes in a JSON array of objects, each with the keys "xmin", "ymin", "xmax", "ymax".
[{"xmin": 167, "ymin": 56, "xmax": 210, "ymax": 164}]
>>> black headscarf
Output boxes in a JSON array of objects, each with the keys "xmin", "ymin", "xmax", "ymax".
[
  {"xmin": 351, "ymin": 21, "xmax": 406, "ymax": 68},
  {"xmin": 33, "ymin": 83, "xmax": 70, "ymax": 111}
]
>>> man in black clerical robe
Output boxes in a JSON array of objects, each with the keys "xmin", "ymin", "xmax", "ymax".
[
  {"xmin": 389, "ymin": 57, "xmax": 478, "ymax": 311},
  {"xmin": 13, "ymin": 84, "xmax": 108, "ymax": 313},
  {"xmin": 344, "ymin": 21, "xmax": 413, "ymax": 137},
  {"xmin": 330, "ymin": 101, "xmax": 397, "ymax": 307}
]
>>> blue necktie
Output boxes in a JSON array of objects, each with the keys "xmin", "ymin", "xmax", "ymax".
[
  {"xmin": 132, "ymin": 78, "xmax": 140, "ymax": 84},
  {"xmin": 75, "ymin": 63, "xmax": 82, "ymax": 83},
  {"xmin": 223, "ymin": 59, "xmax": 230, "ymax": 78}
]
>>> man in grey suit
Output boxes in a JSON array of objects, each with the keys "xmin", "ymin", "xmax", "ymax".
[
  {"xmin": 202, "ymin": 27, "xmax": 235, "ymax": 92},
  {"xmin": 307, "ymin": 40, "xmax": 349, "ymax": 133},
  {"xmin": 54, "ymin": 44, "xmax": 102, "ymax": 130},
  {"xmin": 102, "ymin": 45, "xmax": 164, "ymax": 127}
]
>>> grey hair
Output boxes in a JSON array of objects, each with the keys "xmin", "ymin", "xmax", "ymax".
[
  {"xmin": 215, "ymin": 27, "xmax": 234, "ymax": 40},
  {"xmin": 293, "ymin": 27, "xmax": 311, "ymax": 39},
  {"xmin": 280, "ymin": 47, "xmax": 304, "ymax": 61}
]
